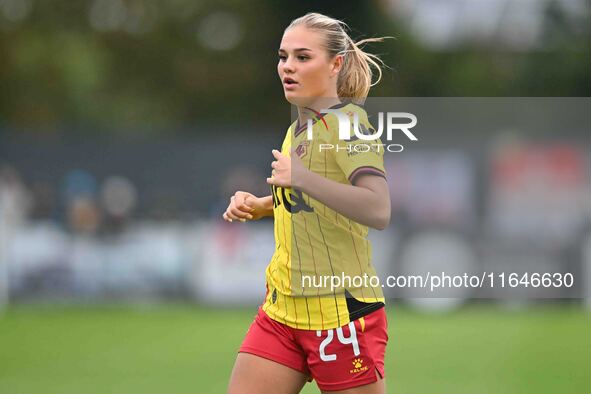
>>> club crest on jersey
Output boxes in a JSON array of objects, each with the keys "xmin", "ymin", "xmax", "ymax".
[{"xmin": 295, "ymin": 141, "xmax": 309, "ymax": 158}]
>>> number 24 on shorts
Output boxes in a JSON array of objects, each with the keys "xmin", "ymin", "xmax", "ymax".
[{"xmin": 316, "ymin": 321, "xmax": 360, "ymax": 362}]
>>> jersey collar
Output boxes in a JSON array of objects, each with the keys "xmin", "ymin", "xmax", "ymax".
[{"xmin": 293, "ymin": 102, "xmax": 349, "ymax": 137}]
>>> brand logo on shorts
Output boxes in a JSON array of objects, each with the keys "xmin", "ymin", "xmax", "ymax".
[{"xmin": 350, "ymin": 358, "xmax": 368, "ymax": 374}]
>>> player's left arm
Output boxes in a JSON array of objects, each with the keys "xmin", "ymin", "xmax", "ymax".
[{"xmin": 267, "ymin": 149, "xmax": 391, "ymax": 230}]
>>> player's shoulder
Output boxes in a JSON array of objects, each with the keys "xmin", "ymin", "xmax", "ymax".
[
  {"xmin": 280, "ymin": 121, "xmax": 296, "ymax": 151},
  {"xmin": 326, "ymin": 101, "xmax": 369, "ymax": 122},
  {"xmin": 286, "ymin": 121, "xmax": 297, "ymax": 136},
  {"xmin": 323, "ymin": 102, "xmax": 372, "ymax": 139},
  {"xmin": 283, "ymin": 121, "xmax": 297, "ymax": 141}
]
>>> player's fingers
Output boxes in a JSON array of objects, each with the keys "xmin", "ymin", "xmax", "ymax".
[
  {"xmin": 226, "ymin": 203, "xmax": 243, "ymax": 218},
  {"xmin": 227, "ymin": 213, "xmax": 246, "ymax": 223},
  {"xmin": 233, "ymin": 192, "xmax": 246, "ymax": 208},
  {"xmin": 230, "ymin": 206, "xmax": 250, "ymax": 219},
  {"xmin": 227, "ymin": 209, "xmax": 248, "ymax": 222},
  {"xmin": 239, "ymin": 202, "xmax": 253, "ymax": 212},
  {"xmin": 241, "ymin": 196, "xmax": 255, "ymax": 212},
  {"xmin": 234, "ymin": 198, "xmax": 252, "ymax": 214},
  {"xmin": 272, "ymin": 149, "xmax": 283, "ymax": 160},
  {"xmin": 222, "ymin": 211, "xmax": 233, "ymax": 222},
  {"xmin": 224, "ymin": 210, "xmax": 236, "ymax": 222},
  {"xmin": 237, "ymin": 203, "xmax": 254, "ymax": 219}
]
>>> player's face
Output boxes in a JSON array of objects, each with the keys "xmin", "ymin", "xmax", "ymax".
[{"xmin": 278, "ymin": 26, "xmax": 342, "ymax": 107}]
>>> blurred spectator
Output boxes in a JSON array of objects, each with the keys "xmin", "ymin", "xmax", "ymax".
[
  {"xmin": 100, "ymin": 175, "xmax": 138, "ymax": 233},
  {"xmin": 0, "ymin": 165, "xmax": 32, "ymax": 229},
  {"xmin": 63, "ymin": 169, "xmax": 97, "ymax": 202},
  {"xmin": 0, "ymin": 164, "xmax": 31, "ymax": 306},
  {"xmin": 29, "ymin": 181, "xmax": 57, "ymax": 221},
  {"xmin": 62, "ymin": 169, "xmax": 101, "ymax": 234},
  {"xmin": 67, "ymin": 196, "xmax": 101, "ymax": 235}
]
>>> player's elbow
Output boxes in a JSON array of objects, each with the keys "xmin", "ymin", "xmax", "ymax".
[
  {"xmin": 370, "ymin": 204, "xmax": 391, "ymax": 231},
  {"xmin": 360, "ymin": 192, "xmax": 391, "ymax": 230},
  {"xmin": 354, "ymin": 175, "xmax": 391, "ymax": 230},
  {"xmin": 372, "ymin": 214, "xmax": 390, "ymax": 231}
]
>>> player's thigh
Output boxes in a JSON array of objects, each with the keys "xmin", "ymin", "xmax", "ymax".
[
  {"xmin": 228, "ymin": 352, "xmax": 309, "ymax": 394},
  {"xmin": 320, "ymin": 374, "xmax": 385, "ymax": 394}
]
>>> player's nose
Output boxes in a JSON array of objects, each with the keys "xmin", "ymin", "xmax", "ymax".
[{"xmin": 282, "ymin": 58, "xmax": 295, "ymax": 73}]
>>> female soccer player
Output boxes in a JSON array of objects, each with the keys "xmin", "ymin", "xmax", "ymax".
[{"xmin": 224, "ymin": 13, "xmax": 391, "ymax": 394}]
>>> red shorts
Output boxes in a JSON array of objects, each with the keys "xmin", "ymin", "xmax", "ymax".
[{"xmin": 239, "ymin": 306, "xmax": 388, "ymax": 391}]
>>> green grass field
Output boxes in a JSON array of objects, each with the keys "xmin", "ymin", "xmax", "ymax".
[{"xmin": 0, "ymin": 304, "xmax": 589, "ymax": 393}]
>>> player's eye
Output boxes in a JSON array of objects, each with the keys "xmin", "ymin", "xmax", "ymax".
[
  {"xmin": 297, "ymin": 55, "xmax": 309, "ymax": 61},
  {"xmin": 278, "ymin": 54, "xmax": 287, "ymax": 62}
]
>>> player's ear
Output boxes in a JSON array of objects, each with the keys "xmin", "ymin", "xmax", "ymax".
[{"xmin": 331, "ymin": 55, "xmax": 343, "ymax": 76}]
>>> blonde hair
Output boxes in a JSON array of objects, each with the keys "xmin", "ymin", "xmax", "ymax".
[{"xmin": 287, "ymin": 12, "xmax": 390, "ymax": 103}]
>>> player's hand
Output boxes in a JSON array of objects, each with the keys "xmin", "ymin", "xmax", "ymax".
[
  {"xmin": 222, "ymin": 191, "xmax": 267, "ymax": 223},
  {"xmin": 266, "ymin": 149, "xmax": 305, "ymax": 188}
]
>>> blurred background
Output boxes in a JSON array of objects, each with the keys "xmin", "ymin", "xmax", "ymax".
[{"xmin": 1, "ymin": 0, "xmax": 591, "ymax": 393}]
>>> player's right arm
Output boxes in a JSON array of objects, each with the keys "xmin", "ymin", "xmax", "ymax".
[{"xmin": 222, "ymin": 191, "xmax": 274, "ymax": 222}]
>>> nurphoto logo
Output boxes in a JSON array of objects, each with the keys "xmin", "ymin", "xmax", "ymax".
[{"xmin": 306, "ymin": 109, "xmax": 418, "ymax": 153}]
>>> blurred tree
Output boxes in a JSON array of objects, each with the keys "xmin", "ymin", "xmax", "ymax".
[{"xmin": 0, "ymin": 0, "xmax": 589, "ymax": 135}]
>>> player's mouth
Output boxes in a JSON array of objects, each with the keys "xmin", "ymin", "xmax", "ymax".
[{"xmin": 283, "ymin": 77, "xmax": 298, "ymax": 90}]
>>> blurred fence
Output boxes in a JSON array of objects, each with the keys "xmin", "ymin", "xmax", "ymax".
[{"xmin": 1, "ymin": 114, "xmax": 591, "ymax": 308}]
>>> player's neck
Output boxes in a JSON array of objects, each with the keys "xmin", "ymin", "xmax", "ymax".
[{"xmin": 296, "ymin": 97, "xmax": 342, "ymax": 125}]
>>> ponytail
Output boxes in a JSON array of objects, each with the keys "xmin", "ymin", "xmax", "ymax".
[{"xmin": 338, "ymin": 36, "xmax": 388, "ymax": 102}]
